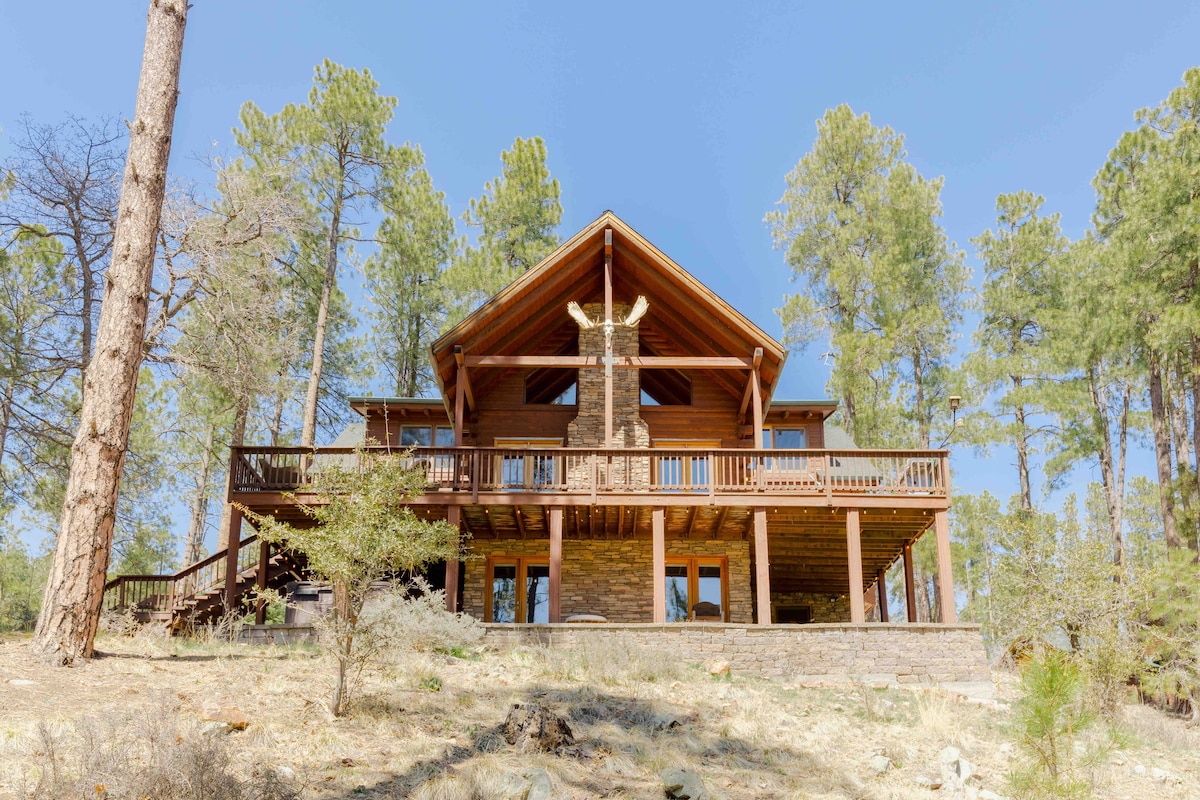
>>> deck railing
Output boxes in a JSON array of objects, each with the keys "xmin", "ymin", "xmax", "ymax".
[
  {"xmin": 230, "ymin": 446, "xmax": 949, "ymax": 499},
  {"xmin": 103, "ymin": 533, "xmax": 261, "ymax": 615}
]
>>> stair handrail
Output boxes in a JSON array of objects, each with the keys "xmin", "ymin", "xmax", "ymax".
[{"xmin": 103, "ymin": 533, "xmax": 261, "ymax": 613}]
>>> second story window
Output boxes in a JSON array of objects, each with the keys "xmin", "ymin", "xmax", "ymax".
[
  {"xmin": 400, "ymin": 425, "xmax": 454, "ymax": 447},
  {"xmin": 768, "ymin": 428, "xmax": 807, "ymax": 449}
]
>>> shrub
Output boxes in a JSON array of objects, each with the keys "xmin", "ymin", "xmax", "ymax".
[{"xmin": 17, "ymin": 711, "xmax": 299, "ymax": 800}]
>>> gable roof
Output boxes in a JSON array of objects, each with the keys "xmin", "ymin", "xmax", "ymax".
[{"xmin": 430, "ymin": 210, "xmax": 788, "ymax": 410}]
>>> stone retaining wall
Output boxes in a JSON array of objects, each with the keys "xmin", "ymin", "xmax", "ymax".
[{"xmin": 482, "ymin": 622, "xmax": 990, "ymax": 686}]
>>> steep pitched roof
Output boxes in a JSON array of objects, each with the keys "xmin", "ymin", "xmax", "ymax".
[{"xmin": 430, "ymin": 210, "xmax": 788, "ymax": 409}]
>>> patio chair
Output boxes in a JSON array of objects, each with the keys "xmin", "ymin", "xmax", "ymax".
[{"xmin": 690, "ymin": 601, "xmax": 722, "ymax": 622}]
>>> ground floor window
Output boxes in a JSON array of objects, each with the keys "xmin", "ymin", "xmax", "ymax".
[
  {"xmin": 664, "ymin": 556, "xmax": 727, "ymax": 621},
  {"xmin": 485, "ymin": 555, "xmax": 550, "ymax": 623}
]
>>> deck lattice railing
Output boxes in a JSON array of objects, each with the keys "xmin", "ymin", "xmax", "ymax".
[{"xmin": 229, "ymin": 446, "xmax": 949, "ymax": 498}]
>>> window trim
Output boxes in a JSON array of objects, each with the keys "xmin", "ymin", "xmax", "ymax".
[
  {"xmin": 484, "ymin": 555, "xmax": 550, "ymax": 623},
  {"xmin": 664, "ymin": 555, "xmax": 729, "ymax": 622}
]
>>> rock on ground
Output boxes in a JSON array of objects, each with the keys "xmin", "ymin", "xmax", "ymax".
[{"xmin": 661, "ymin": 767, "xmax": 710, "ymax": 799}]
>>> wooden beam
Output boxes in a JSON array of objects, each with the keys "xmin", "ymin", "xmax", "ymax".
[
  {"xmin": 712, "ymin": 505, "xmax": 730, "ymax": 539},
  {"xmin": 453, "ymin": 346, "xmax": 475, "ymax": 413},
  {"xmin": 484, "ymin": 507, "xmax": 498, "ymax": 539},
  {"xmin": 445, "ymin": 506, "xmax": 461, "ymax": 612},
  {"xmin": 454, "ymin": 365, "xmax": 465, "ymax": 445},
  {"xmin": 903, "ymin": 541, "xmax": 917, "ymax": 622},
  {"xmin": 617, "ymin": 504, "xmax": 625, "ymax": 538},
  {"xmin": 751, "ymin": 368, "xmax": 764, "ymax": 449},
  {"xmin": 514, "ymin": 506, "xmax": 526, "ymax": 538},
  {"xmin": 877, "ymin": 567, "xmax": 889, "ymax": 623},
  {"xmin": 934, "ymin": 510, "xmax": 957, "ymax": 623},
  {"xmin": 685, "ymin": 506, "xmax": 700, "ymax": 539},
  {"xmin": 463, "ymin": 354, "xmax": 755, "ymax": 369},
  {"xmin": 549, "ymin": 507, "xmax": 563, "ymax": 623},
  {"xmin": 754, "ymin": 507, "xmax": 770, "ymax": 623},
  {"xmin": 738, "ymin": 348, "xmax": 764, "ymax": 423},
  {"xmin": 846, "ymin": 508, "xmax": 865, "ymax": 623},
  {"xmin": 605, "ymin": 228, "xmax": 613, "ymax": 449},
  {"xmin": 652, "ymin": 507, "xmax": 665, "ymax": 623},
  {"xmin": 223, "ymin": 506, "xmax": 242, "ymax": 615}
]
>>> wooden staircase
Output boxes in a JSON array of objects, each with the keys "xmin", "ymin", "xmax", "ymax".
[{"xmin": 104, "ymin": 534, "xmax": 304, "ymax": 630}]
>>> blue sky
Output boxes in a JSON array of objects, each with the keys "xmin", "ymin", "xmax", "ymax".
[{"xmin": 3, "ymin": 0, "xmax": 1198, "ymax": 512}]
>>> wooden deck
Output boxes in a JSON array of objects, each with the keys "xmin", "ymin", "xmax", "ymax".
[{"xmin": 229, "ymin": 445, "xmax": 949, "ymax": 507}]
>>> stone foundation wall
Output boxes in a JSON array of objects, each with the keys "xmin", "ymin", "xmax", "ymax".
[
  {"xmin": 483, "ymin": 623, "xmax": 991, "ymax": 685},
  {"xmin": 772, "ymin": 592, "xmax": 852, "ymax": 623},
  {"xmin": 463, "ymin": 538, "xmax": 753, "ymax": 623}
]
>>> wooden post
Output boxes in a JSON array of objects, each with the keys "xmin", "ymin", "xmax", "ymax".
[
  {"xmin": 846, "ymin": 508, "xmax": 864, "ymax": 623},
  {"xmin": 549, "ymin": 507, "xmax": 563, "ymax": 623},
  {"xmin": 652, "ymin": 507, "xmax": 665, "ymax": 623},
  {"xmin": 604, "ymin": 229, "xmax": 613, "ymax": 449},
  {"xmin": 223, "ymin": 506, "xmax": 243, "ymax": 615},
  {"xmin": 754, "ymin": 507, "xmax": 771, "ymax": 623},
  {"xmin": 903, "ymin": 542, "xmax": 917, "ymax": 623},
  {"xmin": 876, "ymin": 567, "xmax": 889, "ymax": 623},
  {"xmin": 254, "ymin": 538, "xmax": 269, "ymax": 624},
  {"xmin": 751, "ymin": 369, "xmax": 764, "ymax": 449},
  {"xmin": 454, "ymin": 366, "xmax": 465, "ymax": 446},
  {"xmin": 934, "ymin": 510, "xmax": 957, "ymax": 623},
  {"xmin": 445, "ymin": 506, "xmax": 461, "ymax": 613}
]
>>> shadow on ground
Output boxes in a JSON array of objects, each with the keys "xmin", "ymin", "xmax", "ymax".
[{"xmin": 320, "ymin": 682, "xmax": 855, "ymax": 799}]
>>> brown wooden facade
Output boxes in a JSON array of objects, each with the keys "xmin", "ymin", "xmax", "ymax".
[{"xmin": 223, "ymin": 211, "xmax": 956, "ymax": 626}]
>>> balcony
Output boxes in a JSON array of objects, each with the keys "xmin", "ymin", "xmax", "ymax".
[{"xmin": 229, "ymin": 446, "xmax": 948, "ymax": 504}]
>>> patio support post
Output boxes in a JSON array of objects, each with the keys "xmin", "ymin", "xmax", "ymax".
[
  {"xmin": 846, "ymin": 508, "xmax": 865, "ymax": 623},
  {"xmin": 876, "ymin": 567, "xmax": 889, "ymax": 622},
  {"xmin": 549, "ymin": 506, "xmax": 563, "ymax": 623},
  {"xmin": 934, "ymin": 510, "xmax": 957, "ymax": 623},
  {"xmin": 254, "ymin": 538, "xmax": 269, "ymax": 624},
  {"xmin": 445, "ymin": 506, "xmax": 461, "ymax": 613},
  {"xmin": 652, "ymin": 507, "xmax": 665, "ymax": 623},
  {"xmin": 223, "ymin": 505, "xmax": 242, "ymax": 615},
  {"xmin": 753, "ymin": 507, "xmax": 770, "ymax": 623},
  {"xmin": 903, "ymin": 541, "xmax": 917, "ymax": 622}
]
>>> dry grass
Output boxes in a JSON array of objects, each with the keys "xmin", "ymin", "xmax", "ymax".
[{"xmin": 0, "ymin": 630, "xmax": 1198, "ymax": 799}]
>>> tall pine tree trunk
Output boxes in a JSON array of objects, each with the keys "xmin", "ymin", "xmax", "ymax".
[
  {"xmin": 299, "ymin": 165, "xmax": 346, "ymax": 448},
  {"xmin": 1013, "ymin": 377, "xmax": 1033, "ymax": 512},
  {"xmin": 1090, "ymin": 364, "xmax": 1127, "ymax": 575},
  {"xmin": 1149, "ymin": 351, "xmax": 1182, "ymax": 549},
  {"xmin": 182, "ymin": 424, "xmax": 214, "ymax": 566},
  {"xmin": 1169, "ymin": 362, "xmax": 1196, "ymax": 550},
  {"xmin": 1191, "ymin": 336, "xmax": 1200, "ymax": 548},
  {"xmin": 32, "ymin": 0, "xmax": 187, "ymax": 664},
  {"xmin": 216, "ymin": 392, "xmax": 251, "ymax": 556}
]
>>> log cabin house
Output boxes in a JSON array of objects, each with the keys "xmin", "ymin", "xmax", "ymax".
[{"xmin": 106, "ymin": 210, "xmax": 957, "ymax": 632}]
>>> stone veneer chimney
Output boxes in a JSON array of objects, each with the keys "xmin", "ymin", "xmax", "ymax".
[{"xmin": 567, "ymin": 302, "xmax": 650, "ymax": 450}]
